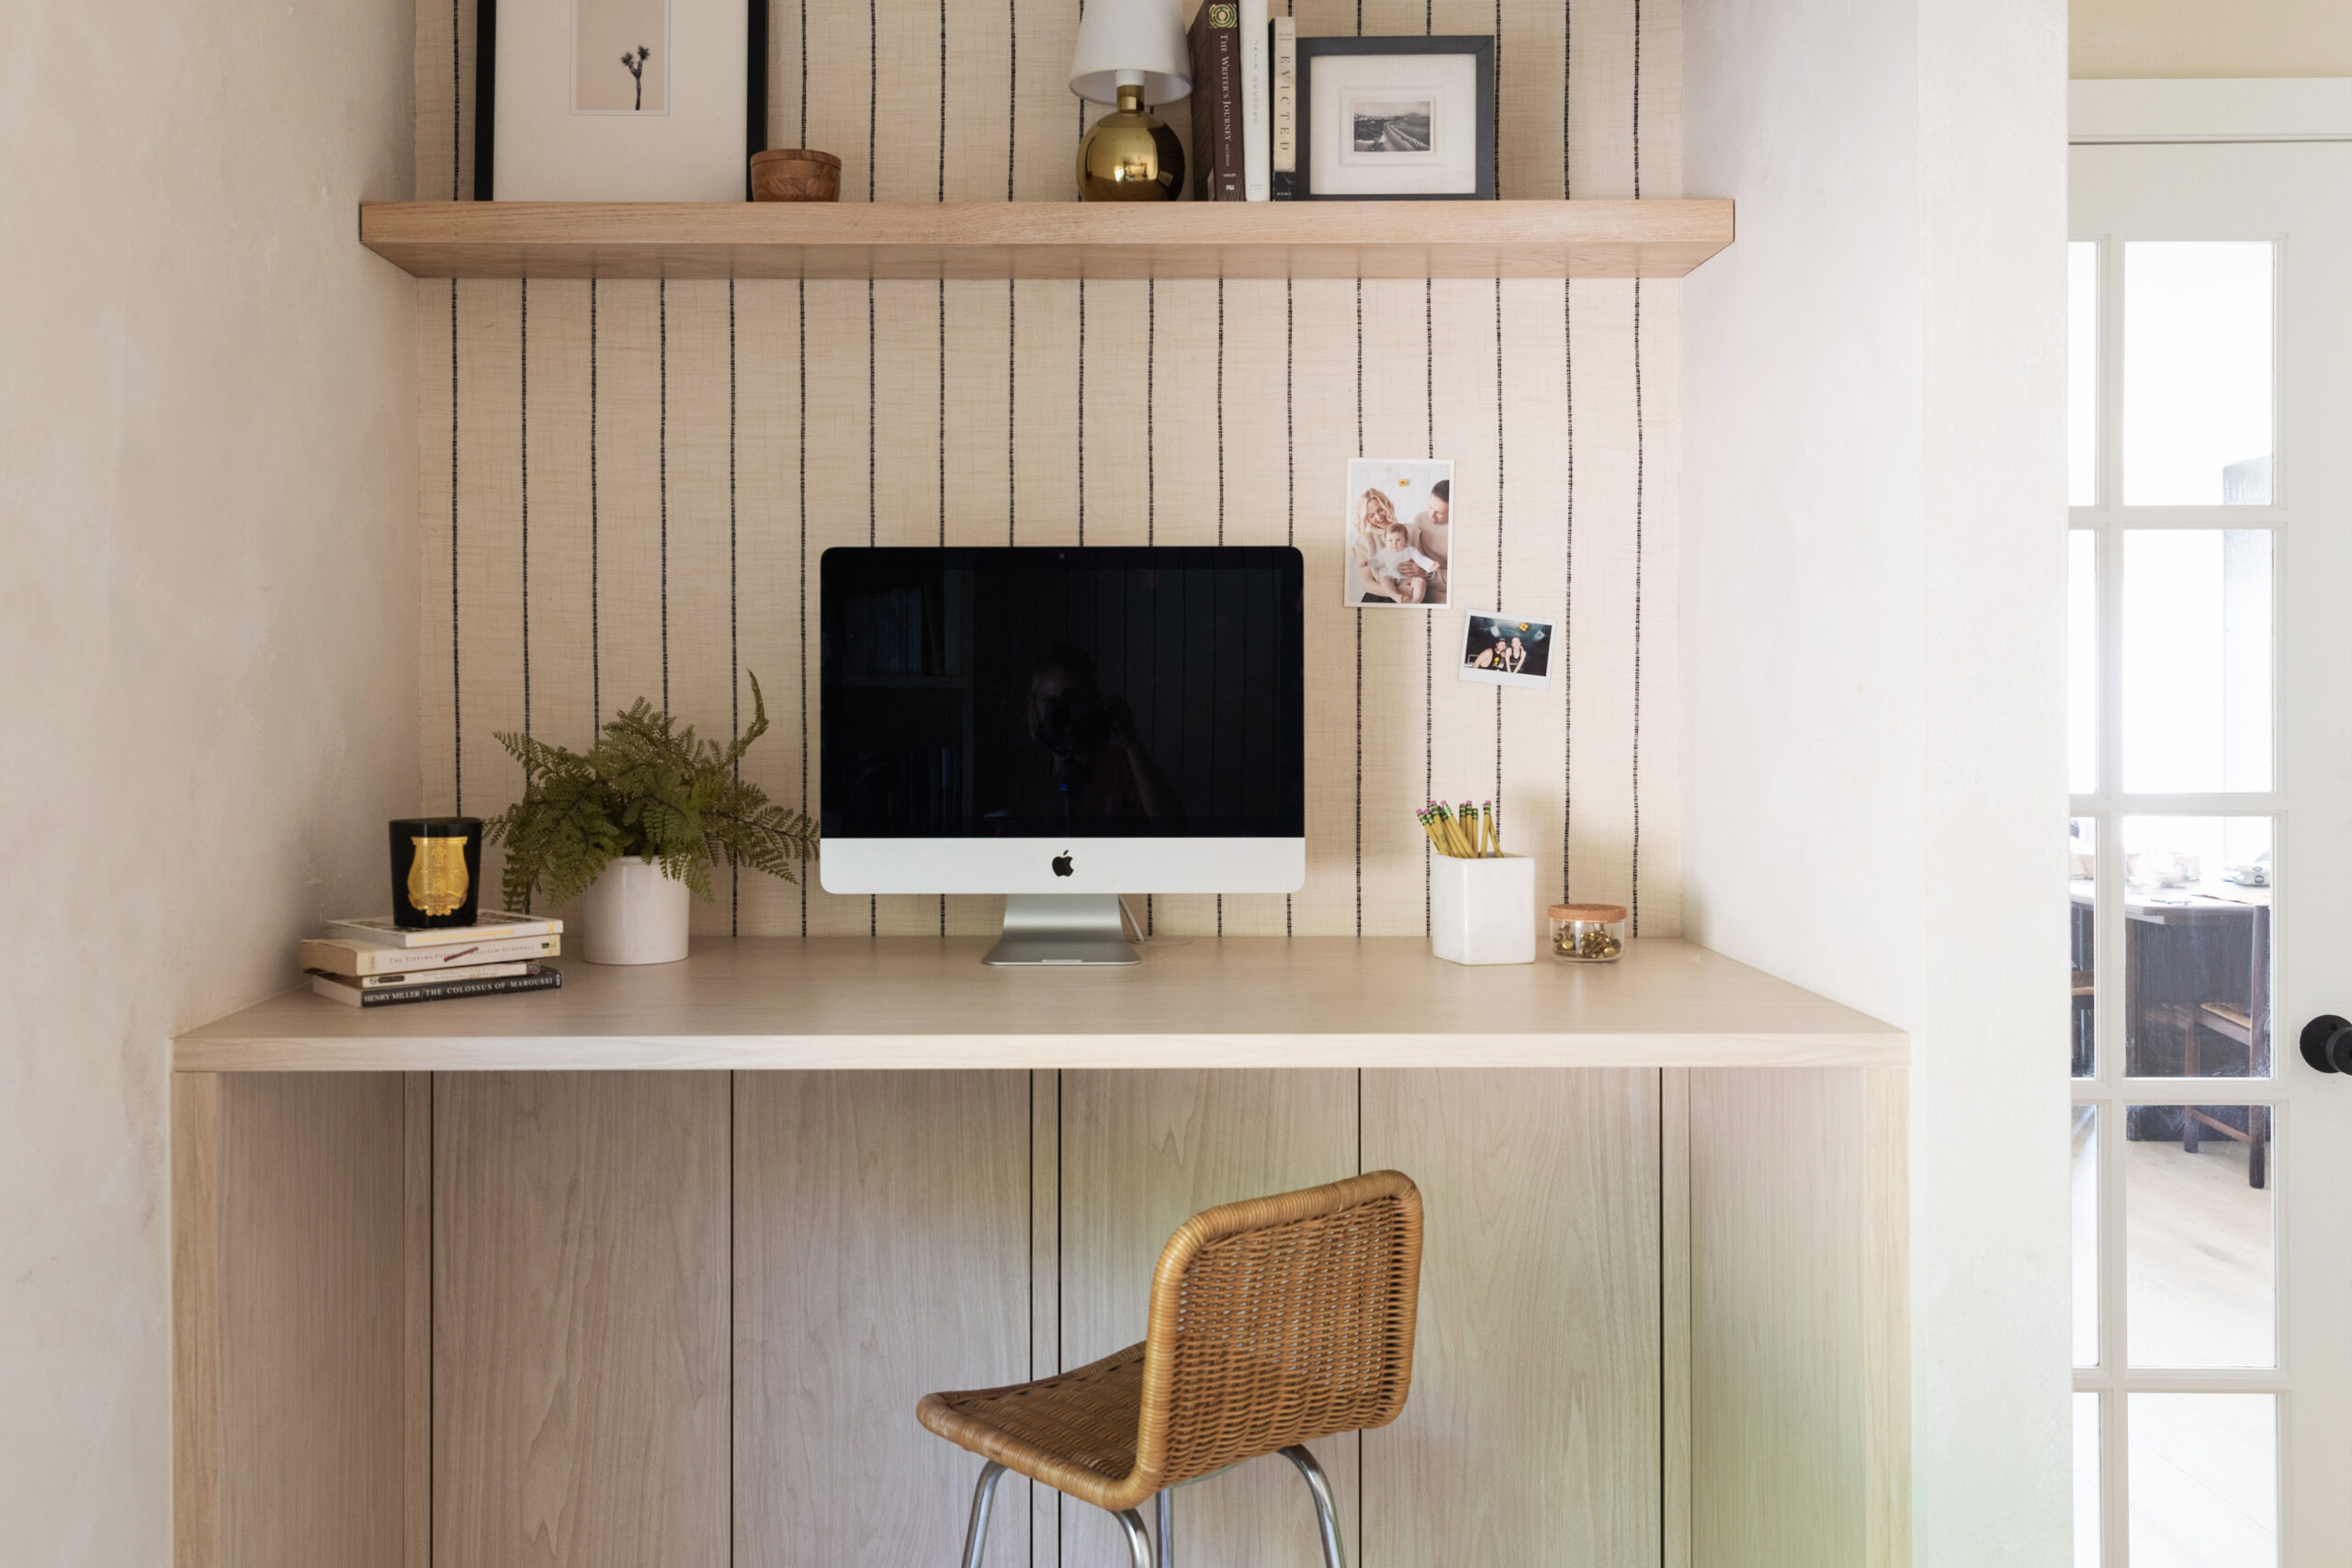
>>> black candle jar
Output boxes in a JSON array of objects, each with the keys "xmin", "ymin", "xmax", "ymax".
[{"xmin": 390, "ymin": 817, "xmax": 483, "ymax": 929}]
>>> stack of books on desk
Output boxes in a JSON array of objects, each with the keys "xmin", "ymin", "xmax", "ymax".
[{"xmin": 300, "ymin": 913, "xmax": 564, "ymax": 1008}]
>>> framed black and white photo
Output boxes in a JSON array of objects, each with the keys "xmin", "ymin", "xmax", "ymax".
[
  {"xmin": 1296, "ymin": 36, "xmax": 1494, "ymax": 199},
  {"xmin": 1459, "ymin": 613, "xmax": 1554, "ymax": 688},
  {"xmin": 477, "ymin": 0, "xmax": 768, "ymax": 200}
]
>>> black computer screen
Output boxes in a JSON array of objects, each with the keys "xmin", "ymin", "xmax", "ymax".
[{"xmin": 821, "ymin": 547, "xmax": 1305, "ymax": 839}]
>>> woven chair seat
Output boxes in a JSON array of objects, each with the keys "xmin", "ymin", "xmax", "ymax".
[
  {"xmin": 919, "ymin": 1345, "xmax": 1151, "ymax": 1506},
  {"xmin": 916, "ymin": 1171, "xmax": 1423, "ymax": 1517}
]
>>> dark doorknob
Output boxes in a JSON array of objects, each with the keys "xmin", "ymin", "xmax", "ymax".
[{"xmin": 2301, "ymin": 1015, "xmax": 2352, "ymax": 1073}]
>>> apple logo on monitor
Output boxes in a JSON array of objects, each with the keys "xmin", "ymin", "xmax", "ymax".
[{"xmin": 1052, "ymin": 852, "xmax": 1074, "ymax": 877}]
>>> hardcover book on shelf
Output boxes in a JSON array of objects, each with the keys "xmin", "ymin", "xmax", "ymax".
[
  {"xmin": 310, "ymin": 962, "xmax": 536, "ymax": 992},
  {"xmin": 324, "ymin": 912, "xmax": 562, "ymax": 948},
  {"xmin": 1270, "ymin": 17, "xmax": 1297, "ymax": 199},
  {"xmin": 1187, "ymin": 2, "xmax": 1242, "ymax": 200},
  {"xmin": 299, "ymin": 931, "xmax": 562, "ymax": 977},
  {"xmin": 1241, "ymin": 0, "xmax": 1270, "ymax": 200},
  {"xmin": 310, "ymin": 965, "xmax": 564, "ymax": 1009}
]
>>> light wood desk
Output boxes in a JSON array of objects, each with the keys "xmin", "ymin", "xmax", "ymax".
[{"xmin": 173, "ymin": 937, "xmax": 1909, "ymax": 1568}]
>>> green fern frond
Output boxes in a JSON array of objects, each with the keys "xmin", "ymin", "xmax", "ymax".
[{"xmin": 481, "ymin": 670, "xmax": 817, "ymax": 908}]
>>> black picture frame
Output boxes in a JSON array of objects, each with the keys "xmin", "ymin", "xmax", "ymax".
[
  {"xmin": 474, "ymin": 0, "xmax": 770, "ymax": 200},
  {"xmin": 1295, "ymin": 36, "xmax": 1495, "ymax": 201}
]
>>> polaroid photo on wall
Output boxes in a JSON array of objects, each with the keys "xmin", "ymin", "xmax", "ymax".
[
  {"xmin": 1344, "ymin": 457, "xmax": 1453, "ymax": 607},
  {"xmin": 1459, "ymin": 612, "xmax": 1555, "ymax": 688}
]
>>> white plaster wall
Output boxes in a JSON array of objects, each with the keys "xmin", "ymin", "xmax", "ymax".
[
  {"xmin": 1682, "ymin": 0, "xmax": 2073, "ymax": 1561},
  {"xmin": 0, "ymin": 1, "xmax": 418, "ymax": 1560}
]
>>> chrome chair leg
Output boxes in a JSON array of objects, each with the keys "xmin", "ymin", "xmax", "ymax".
[
  {"xmin": 959, "ymin": 1461, "xmax": 1007, "ymax": 1568},
  {"xmin": 1280, "ymin": 1445, "xmax": 1348, "ymax": 1568},
  {"xmin": 1111, "ymin": 1506, "xmax": 1155, "ymax": 1568},
  {"xmin": 1154, "ymin": 1489, "xmax": 1173, "ymax": 1568}
]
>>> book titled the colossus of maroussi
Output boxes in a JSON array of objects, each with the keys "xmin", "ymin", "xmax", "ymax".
[{"xmin": 1188, "ymin": 2, "xmax": 1243, "ymax": 200}]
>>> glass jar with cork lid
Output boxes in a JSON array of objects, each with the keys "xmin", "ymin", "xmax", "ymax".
[{"xmin": 1548, "ymin": 903, "xmax": 1627, "ymax": 964}]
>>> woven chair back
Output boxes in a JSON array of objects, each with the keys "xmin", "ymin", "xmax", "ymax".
[{"xmin": 1133, "ymin": 1170, "xmax": 1422, "ymax": 1492}]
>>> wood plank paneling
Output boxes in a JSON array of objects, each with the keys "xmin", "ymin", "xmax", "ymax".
[
  {"xmin": 434, "ymin": 1072, "xmax": 729, "ymax": 1568},
  {"xmin": 172, "ymin": 1074, "xmax": 224, "ymax": 1568},
  {"xmin": 1058, "ymin": 1069, "xmax": 1361, "ymax": 1568},
  {"xmin": 173, "ymin": 1074, "xmax": 411, "ymax": 1568},
  {"xmin": 1361, "ymin": 1069, "xmax": 1663, "ymax": 1567},
  {"xmin": 733, "ymin": 1070, "xmax": 1033, "ymax": 1568},
  {"xmin": 1688, "ymin": 1066, "xmax": 1911, "ymax": 1568},
  {"xmin": 403, "ymin": 1074, "xmax": 433, "ymax": 1568}
]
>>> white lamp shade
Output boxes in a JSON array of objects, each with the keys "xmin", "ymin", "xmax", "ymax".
[{"xmin": 1069, "ymin": 0, "xmax": 1191, "ymax": 106}]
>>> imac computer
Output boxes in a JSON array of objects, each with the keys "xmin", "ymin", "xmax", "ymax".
[{"xmin": 820, "ymin": 547, "xmax": 1305, "ymax": 964}]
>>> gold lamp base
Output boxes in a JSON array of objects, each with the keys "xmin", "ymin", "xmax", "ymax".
[{"xmin": 1077, "ymin": 85, "xmax": 1185, "ymax": 201}]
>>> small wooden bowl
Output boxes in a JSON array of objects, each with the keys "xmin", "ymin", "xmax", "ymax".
[{"xmin": 751, "ymin": 149, "xmax": 842, "ymax": 202}]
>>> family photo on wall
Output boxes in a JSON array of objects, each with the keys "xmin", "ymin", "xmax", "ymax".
[{"xmin": 1344, "ymin": 457, "xmax": 1453, "ymax": 606}]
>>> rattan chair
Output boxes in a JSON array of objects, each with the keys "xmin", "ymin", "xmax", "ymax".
[{"xmin": 916, "ymin": 1169, "xmax": 1423, "ymax": 1568}]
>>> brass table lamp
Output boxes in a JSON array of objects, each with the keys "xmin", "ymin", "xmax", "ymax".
[{"xmin": 1069, "ymin": 0, "xmax": 1192, "ymax": 200}]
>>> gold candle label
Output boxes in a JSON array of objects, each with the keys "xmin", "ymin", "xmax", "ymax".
[{"xmin": 407, "ymin": 836, "xmax": 470, "ymax": 918}]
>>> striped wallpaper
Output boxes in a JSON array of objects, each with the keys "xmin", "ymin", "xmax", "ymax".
[{"xmin": 412, "ymin": 0, "xmax": 1681, "ymax": 942}]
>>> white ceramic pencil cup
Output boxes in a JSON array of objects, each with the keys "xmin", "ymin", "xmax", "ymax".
[{"xmin": 1429, "ymin": 853, "xmax": 1537, "ymax": 965}]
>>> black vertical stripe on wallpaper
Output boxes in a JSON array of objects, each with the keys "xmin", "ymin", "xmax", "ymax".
[
  {"xmin": 660, "ymin": 281, "xmax": 671, "ymax": 712},
  {"xmin": 451, "ymin": 0, "xmax": 460, "ymax": 197},
  {"xmin": 1492, "ymin": 0, "xmax": 1503, "ymax": 197},
  {"xmin": 729, "ymin": 280, "xmax": 741, "ymax": 936},
  {"xmin": 1631, "ymin": 279, "xmax": 1644, "ymax": 934},
  {"xmin": 869, "ymin": 0, "xmax": 878, "ymax": 199},
  {"xmin": 1561, "ymin": 0, "xmax": 1572, "ymax": 198},
  {"xmin": 799, "ymin": 0, "xmax": 808, "ymax": 145},
  {"xmin": 1630, "ymin": 0, "xmax": 1643, "ymax": 933},
  {"xmin": 797, "ymin": 279, "xmax": 808, "ymax": 934},
  {"xmin": 1493, "ymin": 278, "xmax": 1505, "ymax": 805},
  {"xmin": 1560, "ymin": 278, "xmax": 1573, "ymax": 899},
  {"xmin": 1422, "ymin": 281, "xmax": 1431, "ymax": 938},
  {"xmin": 1632, "ymin": 0, "xmax": 1642, "ymax": 199},
  {"xmin": 938, "ymin": 0, "xmax": 948, "ymax": 198},
  {"xmin": 1007, "ymin": 0, "xmax": 1018, "ymax": 199},
  {"xmin": 521, "ymin": 281, "xmax": 531, "ymax": 758},
  {"xmin": 591, "ymin": 281, "xmax": 601, "ymax": 726},
  {"xmin": 1284, "ymin": 275, "xmax": 1292, "ymax": 939},
  {"xmin": 1352, "ymin": 280, "xmax": 1363, "ymax": 938},
  {"xmin": 450, "ymin": 281, "xmax": 462, "ymax": 812}
]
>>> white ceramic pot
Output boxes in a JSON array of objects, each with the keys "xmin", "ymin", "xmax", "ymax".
[
  {"xmin": 579, "ymin": 858, "xmax": 692, "ymax": 964},
  {"xmin": 1429, "ymin": 853, "xmax": 1537, "ymax": 965}
]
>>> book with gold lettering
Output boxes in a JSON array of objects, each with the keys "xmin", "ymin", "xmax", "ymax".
[{"xmin": 1187, "ymin": 2, "xmax": 1243, "ymax": 200}]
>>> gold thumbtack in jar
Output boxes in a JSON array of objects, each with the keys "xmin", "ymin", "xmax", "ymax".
[{"xmin": 1547, "ymin": 903, "xmax": 1627, "ymax": 964}]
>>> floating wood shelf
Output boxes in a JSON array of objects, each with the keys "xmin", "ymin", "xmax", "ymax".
[{"xmin": 357, "ymin": 198, "xmax": 1733, "ymax": 282}]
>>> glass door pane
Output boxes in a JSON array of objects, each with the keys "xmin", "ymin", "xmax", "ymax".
[
  {"xmin": 2120, "ymin": 817, "xmax": 2272, "ymax": 1080},
  {"xmin": 2121, "ymin": 242, "xmax": 2274, "ymax": 506},
  {"xmin": 2124, "ymin": 1100, "xmax": 2277, "ymax": 1368},
  {"xmin": 2128, "ymin": 1393, "xmax": 2278, "ymax": 1567},
  {"xmin": 2121, "ymin": 531, "xmax": 2273, "ymax": 794}
]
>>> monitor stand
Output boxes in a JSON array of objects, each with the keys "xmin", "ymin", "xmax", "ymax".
[{"xmin": 981, "ymin": 894, "xmax": 1140, "ymax": 966}]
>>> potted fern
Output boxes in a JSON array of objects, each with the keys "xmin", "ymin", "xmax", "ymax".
[{"xmin": 484, "ymin": 673, "xmax": 816, "ymax": 964}]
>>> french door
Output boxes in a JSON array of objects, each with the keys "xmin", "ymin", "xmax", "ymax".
[{"xmin": 2069, "ymin": 137, "xmax": 2352, "ymax": 1565}]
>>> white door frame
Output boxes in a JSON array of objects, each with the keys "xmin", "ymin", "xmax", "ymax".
[{"xmin": 2068, "ymin": 77, "xmax": 2352, "ymax": 1568}]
